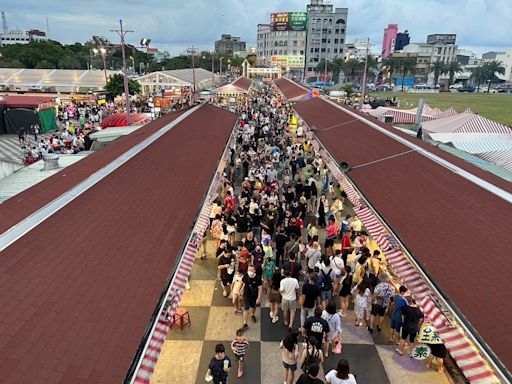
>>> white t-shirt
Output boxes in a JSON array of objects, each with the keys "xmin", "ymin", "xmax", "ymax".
[
  {"xmin": 279, "ymin": 277, "xmax": 299, "ymax": 301},
  {"xmin": 325, "ymin": 371, "xmax": 357, "ymax": 384}
]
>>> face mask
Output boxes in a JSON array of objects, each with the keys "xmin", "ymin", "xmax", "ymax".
[{"xmin": 248, "ymin": 271, "xmax": 256, "ymax": 278}]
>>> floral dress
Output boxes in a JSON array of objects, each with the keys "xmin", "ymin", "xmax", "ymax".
[{"xmin": 352, "ymin": 287, "xmax": 372, "ymax": 320}]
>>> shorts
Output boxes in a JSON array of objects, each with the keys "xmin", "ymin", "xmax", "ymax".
[
  {"xmin": 221, "ymin": 275, "xmax": 233, "ymax": 287},
  {"xmin": 268, "ymin": 290, "xmax": 282, "ymax": 303},
  {"xmin": 401, "ymin": 325, "xmax": 419, "ymax": 343},
  {"xmin": 320, "ymin": 289, "xmax": 333, "ymax": 302},
  {"xmin": 390, "ymin": 318, "xmax": 403, "ymax": 332},
  {"xmin": 283, "ymin": 361, "xmax": 297, "ymax": 371},
  {"xmin": 243, "ymin": 294, "xmax": 257, "ymax": 310},
  {"xmin": 234, "ymin": 354, "xmax": 245, "ymax": 362},
  {"xmin": 281, "ymin": 298, "xmax": 297, "ymax": 311},
  {"xmin": 371, "ymin": 304, "xmax": 387, "ymax": 317}
]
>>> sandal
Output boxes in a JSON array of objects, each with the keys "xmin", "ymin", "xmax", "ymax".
[{"xmin": 395, "ymin": 348, "xmax": 403, "ymax": 355}]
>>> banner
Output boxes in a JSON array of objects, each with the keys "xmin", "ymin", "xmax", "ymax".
[
  {"xmin": 270, "ymin": 12, "xmax": 307, "ymax": 31},
  {"xmin": 270, "ymin": 55, "xmax": 305, "ymax": 69}
]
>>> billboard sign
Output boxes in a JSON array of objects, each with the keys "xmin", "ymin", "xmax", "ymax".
[
  {"xmin": 427, "ymin": 34, "xmax": 456, "ymax": 45},
  {"xmin": 270, "ymin": 12, "xmax": 307, "ymax": 31},
  {"xmin": 271, "ymin": 55, "xmax": 305, "ymax": 69}
]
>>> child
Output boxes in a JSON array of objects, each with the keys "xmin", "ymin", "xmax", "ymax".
[
  {"xmin": 352, "ymin": 281, "xmax": 372, "ymax": 327},
  {"xmin": 262, "ymin": 255, "xmax": 276, "ymax": 294},
  {"xmin": 231, "ymin": 329, "xmax": 249, "ymax": 378},
  {"xmin": 207, "ymin": 343, "xmax": 231, "ymax": 384},
  {"xmin": 231, "ymin": 269, "xmax": 245, "ymax": 314}
]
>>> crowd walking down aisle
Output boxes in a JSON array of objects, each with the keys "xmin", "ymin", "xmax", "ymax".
[{"xmin": 150, "ymin": 84, "xmax": 451, "ymax": 384}]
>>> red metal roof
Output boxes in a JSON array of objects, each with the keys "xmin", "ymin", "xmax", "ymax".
[
  {"xmin": 231, "ymin": 76, "xmax": 252, "ymax": 91},
  {"xmin": 274, "ymin": 77, "xmax": 310, "ymax": 100},
  {"xmin": 294, "ymin": 97, "xmax": 512, "ymax": 372},
  {"xmin": 100, "ymin": 112, "xmax": 149, "ymax": 128},
  {"xmin": 0, "ymin": 104, "xmax": 236, "ymax": 384},
  {"xmin": 0, "ymin": 95, "xmax": 55, "ymax": 109}
]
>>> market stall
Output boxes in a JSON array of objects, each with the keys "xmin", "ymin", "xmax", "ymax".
[{"xmin": 0, "ymin": 95, "xmax": 57, "ymax": 134}]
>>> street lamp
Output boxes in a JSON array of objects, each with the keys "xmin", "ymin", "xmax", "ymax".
[
  {"xmin": 110, "ymin": 19, "xmax": 134, "ymax": 126},
  {"xmin": 220, "ymin": 57, "xmax": 223, "ymax": 79},
  {"xmin": 93, "ymin": 47, "xmax": 108, "ymax": 84}
]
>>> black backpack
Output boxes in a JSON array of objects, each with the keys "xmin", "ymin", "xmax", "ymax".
[
  {"xmin": 301, "ymin": 346, "xmax": 320, "ymax": 373},
  {"xmin": 320, "ymin": 268, "xmax": 333, "ymax": 291}
]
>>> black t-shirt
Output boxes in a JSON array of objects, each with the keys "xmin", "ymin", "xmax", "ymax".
[
  {"xmin": 402, "ymin": 305, "xmax": 424, "ymax": 330},
  {"xmin": 218, "ymin": 255, "xmax": 234, "ymax": 279},
  {"xmin": 242, "ymin": 274, "xmax": 262, "ymax": 296},
  {"xmin": 236, "ymin": 215, "xmax": 251, "ymax": 233},
  {"xmin": 302, "ymin": 282, "xmax": 321, "ymax": 309},
  {"xmin": 284, "ymin": 191, "xmax": 295, "ymax": 203},
  {"xmin": 296, "ymin": 373, "xmax": 324, "ymax": 384},
  {"xmin": 275, "ymin": 233, "xmax": 289, "ymax": 252},
  {"xmin": 244, "ymin": 238, "xmax": 256, "ymax": 253},
  {"xmin": 303, "ymin": 316, "xmax": 330, "ymax": 345}
]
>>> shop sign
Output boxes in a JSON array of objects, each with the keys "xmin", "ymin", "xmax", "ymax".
[{"xmin": 411, "ymin": 344, "xmax": 431, "ymax": 360}]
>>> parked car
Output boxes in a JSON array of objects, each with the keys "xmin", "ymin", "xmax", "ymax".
[
  {"xmin": 458, "ymin": 86, "xmax": 476, "ymax": 93},
  {"xmin": 496, "ymin": 84, "xmax": 512, "ymax": 93}
]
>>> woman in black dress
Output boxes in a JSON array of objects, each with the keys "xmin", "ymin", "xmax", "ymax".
[{"xmin": 338, "ymin": 266, "xmax": 353, "ymax": 317}]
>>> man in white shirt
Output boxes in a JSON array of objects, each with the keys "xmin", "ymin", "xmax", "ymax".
[
  {"xmin": 306, "ymin": 241, "xmax": 322, "ymax": 273},
  {"xmin": 279, "ymin": 269, "xmax": 299, "ymax": 330}
]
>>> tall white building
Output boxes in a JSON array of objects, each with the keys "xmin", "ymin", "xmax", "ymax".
[
  {"xmin": 0, "ymin": 28, "xmax": 47, "ymax": 46},
  {"xmin": 256, "ymin": 12, "xmax": 307, "ymax": 77},
  {"xmin": 495, "ymin": 49, "xmax": 512, "ymax": 82},
  {"xmin": 304, "ymin": 0, "xmax": 348, "ymax": 78}
]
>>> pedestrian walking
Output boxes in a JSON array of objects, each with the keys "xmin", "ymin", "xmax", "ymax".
[
  {"xmin": 206, "ymin": 344, "xmax": 231, "ymax": 384},
  {"xmin": 230, "ymin": 329, "xmax": 249, "ymax": 378}
]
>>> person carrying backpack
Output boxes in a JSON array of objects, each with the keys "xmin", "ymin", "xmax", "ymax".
[
  {"xmin": 300, "ymin": 336, "xmax": 324, "ymax": 374},
  {"xmin": 318, "ymin": 258, "xmax": 335, "ymax": 308}
]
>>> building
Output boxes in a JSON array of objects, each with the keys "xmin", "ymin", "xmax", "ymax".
[
  {"xmin": 256, "ymin": 13, "xmax": 307, "ymax": 77},
  {"xmin": 214, "ymin": 34, "xmax": 246, "ymax": 56},
  {"xmin": 381, "ymin": 24, "xmax": 398, "ymax": 59},
  {"xmin": 495, "ymin": 48, "xmax": 512, "ymax": 82},
  {"xmin": 344, "ymin": 39, "xmax": 372, "ymax": 61},
  {"xmin": 305, "ymin": 0, "xmax": 348, "ymax": 77},
  {"xmin": 394, "ymin": 30, "xmax": 410, "ymax": 52},
  {"xmin": 482, "ymin": 51, "xmax": 505, "ymax": 61}
]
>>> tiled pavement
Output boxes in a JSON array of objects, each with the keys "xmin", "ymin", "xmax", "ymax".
[{"xmin": 150, "ymin": 239, "xmax": 451, "ymax": 384}]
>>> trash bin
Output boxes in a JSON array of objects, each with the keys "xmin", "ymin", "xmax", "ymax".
[{"xmin": 43, "ymin": 154, "xmax": 60, "ymax": 171}]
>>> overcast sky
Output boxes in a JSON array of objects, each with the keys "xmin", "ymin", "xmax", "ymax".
[{"xmin": 2, "ymin": 0, "xmax": 511, "ymax": 57}]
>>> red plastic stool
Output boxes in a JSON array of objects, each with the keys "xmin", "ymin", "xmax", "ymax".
[{"xmin": 170, "ymin": 308, "xmax": 191, "ymax": 330}]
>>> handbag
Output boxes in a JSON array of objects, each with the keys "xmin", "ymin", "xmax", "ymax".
[{"xmin": 333, "ymin": 339, "xmax": 342, "ymax": 354}]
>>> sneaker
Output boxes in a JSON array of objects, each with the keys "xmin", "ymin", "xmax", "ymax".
[
  {"xmin": 272, "ymin": 316, "xmax": 279, "ymax": 324},
  {"xmin": 367, "ymin": 327, "xmax": 374, "ymax": 334},
  {"xmin": 377, "ymin": 326, "xmax": 382, "ymax": 332},
  {"xmin": 269, "ymin": 311, "xmax": 274, "ymax": 318},
  {"xmin": 251, "ymin": 315, "xmax": 257, "ymax": 323}
]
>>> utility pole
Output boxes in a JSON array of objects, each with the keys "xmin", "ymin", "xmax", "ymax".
[
  {"xmin": 187, "ymin": 46, "xmax": 198, "ymax": 103},
  {"xmin": 211, "ymin": 52, "xmax": 215, "ymax": 86},
  {"xmin": 359, "ymin": 37, "xmax": 370, "ymax": 109},
  {"xmin": 110, "ymin": 19, "xmax": 133, "ymax": 125}
]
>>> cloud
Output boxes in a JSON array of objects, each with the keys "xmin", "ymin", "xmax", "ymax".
[{"xmin": 1, "ymin": 0, "xmax": 511, "ymax": 56}]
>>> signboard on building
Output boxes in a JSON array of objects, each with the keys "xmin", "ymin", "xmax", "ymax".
[
  {"xmin": 427, "ymin": 34, "xmax": 456, "ymax": 45},
  {"xmin": 271, "ymin": 55, "xmax": 305, "ymax": 69},
  {"xmin": 270, "ymin": 12, "xmax": 307, "ymax": 31}
]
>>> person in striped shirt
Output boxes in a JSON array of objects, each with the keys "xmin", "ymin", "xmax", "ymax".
[{"xmin": 230, "ymin": 329, "xmax": 249, "ymax": 378}]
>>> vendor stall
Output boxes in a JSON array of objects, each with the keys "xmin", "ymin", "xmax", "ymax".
[{"xmin": 0, "ymin": 95, "xmax": 57, "ymax": 134}]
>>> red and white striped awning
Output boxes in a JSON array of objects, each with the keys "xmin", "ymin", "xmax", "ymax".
[
  {"xmin": 424, "ymin": 112, "xmax": 512, "ymax": 135},
  {"xmin": 313, "ymin": 131, "xmax": 500, "ymax": 384},
  {"xmin": 132, "ymin": 127, "xmax": 237, "ymax": 384}
]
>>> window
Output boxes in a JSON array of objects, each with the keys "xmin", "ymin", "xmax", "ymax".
[
  {"xmin": 300, "ymin": 50, "xmax": 304, "ymax": 55},
  {"xmin": 314, "ymin": 48, "xmax": 319, "ymax": 53},
  {"xmin": 334, "ymin": 48, "xmax": 338, "ymax": 53},
  {"xmin": 310, "ymin": 48, "xmax": 314, "ymax": 53},
  {"xmin": 321, "ymin": 48, "xmax": 326, "ymax": 52},
  {"xmin": 334, "ymin": 39, "xmax": 339, "ymax": 44},
  {"xmin": 293, "ymin": 50, "xmax": 297, "ymax": 55},
  {"xmin": 293, "ymin": 40, "xmax": 297, "ymax": 46}
]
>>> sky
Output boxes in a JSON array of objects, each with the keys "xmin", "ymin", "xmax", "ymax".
[{"xmin": 2, "ymin": 0, "xmax": 511, "ymax": 57}]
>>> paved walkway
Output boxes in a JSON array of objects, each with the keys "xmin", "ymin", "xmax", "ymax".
[{"xmin": 150, "ymin": 90, "xmax": 452, "ymax": 383}]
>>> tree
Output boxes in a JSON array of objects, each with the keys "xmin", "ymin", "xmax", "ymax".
[
  {"xmin": 470, "ymin": 65, "xmax": 487, "ymax": 92},
  {"xmin": 428, "ymin": 59, "xmax": 447, "ymax": 86},
  {"xmin": 342, "ymin": 84, "xmax": 354, "ymax": 97},
  {"xmin": 446, "ymin": 60, "xmax": 463, "ymax": 86},
  {"xmin": 483, "ymin": 60, "xmax": 506, "ymax": 91},
  {"xmin": 35, "ymin": 60, "xmax": 54, "ymax": 69},
  {"xmin": 344, "ymin": 58, "xmax": 364, "ymax": 83},
  {"xmin": 315, "ymin": 59, "xmax": 336, "ymax": 81},
  {"xmin": 382, "ymin": 57, "xmax": 401, "ymax": 86},
  {"xmin": 398, "ymin": 57, "xmax": 417, "ymax": 91},
  {"xmin": 331, "ymin": 58, "xmax": 345, "ymax": 84},
  {"xmin": 104, "ymin": 73, "xmax": 141, "ymax": 96}
]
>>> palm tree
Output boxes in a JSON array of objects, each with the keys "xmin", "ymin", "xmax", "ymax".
[
  {"xmin": 484, "ymin": 60, "xmax": 506, "ymax": 92},
  {"xmin": 382, "ymin": 57, "xmax": 401, "ymax": 86},
  {"xmin": 331, "ymin": 58, "xmax": 345, "ymax": 84},
  {"xmin": 446, "ymin": 60, "xmax": 463, "ymax": 86},
  {"xmin": 470, "ymin": 66, "xmax": 487, "ymax": 92},
  {"xmin": 344, "ymin": 58, "xmax": 364, "ymax": 83},
  {"xmin": 428, "ymin": 59, "xmax": 447, "ymax": 86},
  {"xmin": 315, "ymin": 59, "xmax": 336, "ymax": 82},
  {"xmin": 398, "ymin": 57, "xmax": 417, "ymax": 91}
]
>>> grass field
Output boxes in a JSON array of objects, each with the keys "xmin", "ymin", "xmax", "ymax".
[{"xmin": 368, "ymin": 92, "xmax": 512, "ymax": 126}]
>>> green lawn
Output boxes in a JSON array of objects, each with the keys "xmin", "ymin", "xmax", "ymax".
[{"xmin": 369, "ymin": 92, "xmax": 512, "ymax": 126}]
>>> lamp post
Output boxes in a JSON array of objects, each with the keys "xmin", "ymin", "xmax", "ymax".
[
  {"xmin": 187, "ymin": 46, "xmax": 199, "ymax": 103},
  {"xmin": 220, "ymin": 57, "xmax": 223, "ymax": 80},
  {"xmin": 211, "ymin": 52, "xmax": 215, "ymax": 85},
  {"xmin": 110, "ymin": 19, "xmax": 133, "ymax": 126},
  {"xmin": 359, "ymin": 37, "xmax": 370, "ymax": 109},
  {"xmin": 93, "ymin": 47, "xmax": 108, "ymax": 84}
]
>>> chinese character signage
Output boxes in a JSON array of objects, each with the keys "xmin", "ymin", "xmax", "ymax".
[
  {"xmin": 270, "ymin": 12, "xmax": 307, "ymax": 31},
  {"xmin": 418, "ymin": 324, "xmax": 443, "ymax": 344},
  {"xmin": 411, "ymin": 345, "xmax": 431, "ymax": 360},
  {"xmin": 270, "ymin": 55, "xmax": 305, "ymax": 69}
]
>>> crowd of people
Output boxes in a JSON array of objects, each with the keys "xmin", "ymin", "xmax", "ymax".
[{"xmin": 200, "ymin": 83, "xmax": 443, "ymax": 384}]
